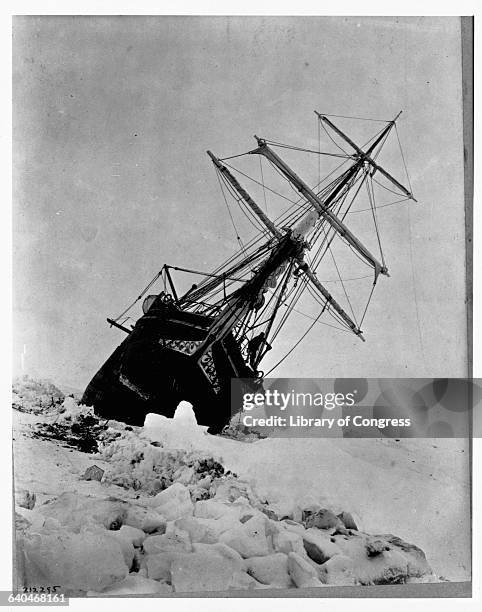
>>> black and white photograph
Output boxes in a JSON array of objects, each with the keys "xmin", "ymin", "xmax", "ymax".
[{"xmin": 8, "ymin": 10, "xmax": 476, "ymax": 603}]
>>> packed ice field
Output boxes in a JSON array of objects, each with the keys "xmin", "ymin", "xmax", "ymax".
[{"xmin": 12, "ymin": 377, "xmax": 470, "ymax": 595}]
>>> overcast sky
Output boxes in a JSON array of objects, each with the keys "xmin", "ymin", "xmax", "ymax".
[{"xmin": 13, "ymin": 16, "xmax": 467, "ymax": 390}]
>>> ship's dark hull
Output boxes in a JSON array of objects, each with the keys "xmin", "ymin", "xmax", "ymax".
[{"xmin": 81, "ymin": 296, "xmax": 259, "ymax": 432}]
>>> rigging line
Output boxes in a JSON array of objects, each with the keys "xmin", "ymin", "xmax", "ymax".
[
  {"xmin": 249, "ymin": 292, "xmax": 281, "ymax": 332},
  {"xmin": 254, "ymin": 267, "xmax": 293, "ymax": 321},
  {"xmin": 320, "ymin": 274, "xmax": 373, "ymax": 283},
  {"xmin": 371, "ymin": 175, "xmax": 408, "ymax": 197},
  {"xmin": 301, "ymin": 275, "xmax": 350, "ymax": 331},
  {"xmin": 359, "ymin": 123, "xmax": 392, "ymax": 150},
  {"xmin": 162, "ymin": 267, "xmax": 166, "ymax": 293},
  {"xmin": 314, "ymin": 167, "xmax": 352, "ymax": 206},
  {"xmin": 258, "ymin": 155, "xmax": 268, "ymax": 214},
  {"xmin": 263, "ymin": 149, "xmax": 351, "ymax": 216},
  {"xmin": 265, "ymin": 155, "xmax": 313, "ymax": 203},
  {"xmin": 311, "ymin": 175, "xmax": 367, "ymax": 267},
  {"xmin": 219, "ymin": 170, "xmax": 271, "ymax": 240},
  {"xmin": 207, "ymin": 233, "xmax": 268, "ymax": 278},
  {"xmin": 190, "ymin": 239, "xmax": 258, "ymax": 303},
  {"xmin": 260, "ymin": 261, "xmax": 296, "ymax": 352},
  {"xmin": 236, "ymin": 307, "xmax": 255, "ymax": 342},
  {"xmin": 310, "ymin": 122, "xmax": 390, "ymax": 183},
  {"xmin": 395, "ymin": 124, "xmax": 414, "ymax": 195},
  {"xmin": 206, "ymin": 240, "xmax": 272, "ymax": 283},
  {"xmin": 168, "ymin": 266, "xmax": 250, "ymax": 283},
  {"xmin": 269, "ymin": 271, "xmax": 310, "ymax": 343},
  {"xmin": 264, "ymin": 141, "xmax": 352, "ymax": 159},
  {"xmin": 305, "ymin": 281, "xmax": 353, "ymax": 331},
  {"xmin": 338, "ymin": 166, "xmax": 370, "ymax": 222},
  {"xmin": 308, "ymin": 214, "xmax": 336, "ymax": 255},
  {"xmin": 248, "ymin": 299, "xmax": 279, "ymax": 332},
  {"xmin": 222, "ymin": 160, "xmax": 302, "ymax": 207},
  {"xmin": 211, "ymin": 161, "xmax": 358, "ymax": 298},
  {"xmin": 309, "ymin": 169, "xmax": 364, "ymax": 262},
  {"xmin": 218, "ymin": 150, "xmax": 255, "ymax": 161},
  {"xmin": 319, "ymin": 215, "xmax": 358, "ymax": 325},
  {"xmin": 119, "ymin": 316, "xmax": 133, "ymax": 326},
  {"xmin": 317, "ymin": 113, "xmax": 392, "ymax": 123},
  {"xmin": 319, "ymin": 117, "xmax": 350, "ymax": 155},
  {"xmin": 368, "ymin": 172, "xmax": 386, "ymax": 268},
  {"xmin": 314, "ymin": 157, "xmax": 352, "ymax": 193},
  {"xmin": 371, "ymin": 125, "xmax": 393, "ymax": 163},
  {"xmin": 309, "ymin": 206, "xmax": 343, "ymax": 261},
  {"xmin": 286, "ymin": 301, "xmax": 353, "ymax": 334},
  {"xmin": 407, "ymin": 203, "xmax": 428, "ymax": 369},
  {"xmin": 194, "ymin": 248, "xmax": 272, "ymax": 303},
  {"xmin": 264, "ymin": 307, "xmax": 327, "ymax": 377},
  {"xmin": 282, "ymin": 164, "xmax": 351, "ymax": 223},
  {"xmin": 215, "ymin": 168, "xmax": 246, "ymax": 254},
  {"xmin": 315, "ymin": 121, "xmax": 389, "ymax": 174},
  {"xmin": 210, "ymin": 155, "xmax": 353, "ymax": 280},
  {"xmin": 114, "ymin": 270, "xmax": 163, "ymax": 321},
  {"xmin": 238, "ymin": 197, "xmax": 271, "ymax": 238},
  {"xmin": 347, "ymin": 242, "xmax": 375, "ymax": 269},
  {"xmin": 364, "ymin": 171, "xmax": 382, "ymax": 244},
  {"xmin": 317, "ymin": 115, "xmax": 321, "ymax": 186},
  {"xmin": 358, "ymin": 282, "xmax": 376, "ymax": 328},
  {"xmin": 269, "ymin": 284, "xmax": 300, "ymax": 342},
  {"xmin": 348, "ymin": 197, "xmax": 410, "ymax": 213}
]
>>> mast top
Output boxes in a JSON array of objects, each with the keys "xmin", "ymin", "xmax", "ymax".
[
  {"xmin": 391, "ymin": 110, "xmax": 403, "ymax": 123},
  {"xmin": 315, "ymin": 111, "xmax": 416, "ymax": 202}
]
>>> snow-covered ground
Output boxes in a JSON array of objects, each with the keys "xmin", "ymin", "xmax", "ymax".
[
  {"xmin": 12, "ymin": 382, "xmax": 471, "ymax": 593},
  {"xmin": 198, "ymin": 433, "xmax": 471, "ymax": 581}
]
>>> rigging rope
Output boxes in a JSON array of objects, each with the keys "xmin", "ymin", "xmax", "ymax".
[
  {"xmin": 366, "ymin": 171, "xmax": 386, "ymax": 269},
  {"xmin": 259, "ymin": 156, "xmax": 268, "ymax": 214},
  {"xmin": 264, "ymin": 305, "xmax": 326, "ymax": 376},
  {"xmin": 319, "ymin": 218, "xmax": 358, "ymax": 325},
  {"xmin": 284, "ymin": 301, "xmax": 353, "ymax": 334},
  {"xmin": 263, "ymin": 139, "xmax": 352, "ymax": 159},
  {"xmin": 317, "ymin": 115, "xmax": 321, "ymax": 186},
  {"xmin": 188, "ymin": 119, "xmax": 399, "ymax": 321},
  {"xmin": 215, "ymin": 168, "xmax": 246, "ymax": 253},
  {"xmin": 371, "ymin": 176, "xmax": 408, "ymax": 197},
  {"xmin": 407, "ymin": 203, "xmax": 427, "ymax": 368},
  {"xmin": 218, "ymin": 150, "xmax": 256, "ymax": 161},
  {"xmin": 358, "ymin": 282, "xmax": 376, "ymax": 328},
  {"xmin": 395, "ymin": 124, "xmax": 414, "ymax": 195},
  {"xmin": 319, "ymin": 118, "xmax": 350, "ymax": 156},
  {"xmin": 348, "ymin": 196, "xmax": 410, "ymax": 213},
  {"xmin": 317, "ymin": 113, "xmax": 392, "ymax": 123},
  {"xmin": 218, "ymin": 168, "xmax": 270, "ymax": 238},
  {"xmin": 223, "ymin": 160, "xmax": 302, "ymax": 207},
  {"xmin": 113, "ymin": 270, "xmax": 164, "ymax": 322}
]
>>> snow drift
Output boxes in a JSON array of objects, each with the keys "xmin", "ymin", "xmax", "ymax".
[{"xmin": 13, "ymin": 384, "xmax": 470, "ymax": 595}]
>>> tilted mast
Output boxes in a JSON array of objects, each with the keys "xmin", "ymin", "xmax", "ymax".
[
  {"xmin": 315, "ymin": 111, "xmax": 416, "ymax": 202},
  {"xmin": 191, "ymin": 149, "xmax": 367, "ymax": 362},
  {"xmin": 250, "ymin": 121, "xmax": 399, "ymax": 278},
  {"xmin": 189, "ymin": 115, "xmax": 415, "ymax": 362}
]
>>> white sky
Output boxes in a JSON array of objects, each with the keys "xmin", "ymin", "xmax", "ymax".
[{"xmin": 12, "ymin": 15, "xmax": 468, "ymax": 389}]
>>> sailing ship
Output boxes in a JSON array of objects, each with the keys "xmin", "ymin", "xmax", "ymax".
[{"xmin": 81, "ymin": 112, "xmax": 415, "ymax": 433}]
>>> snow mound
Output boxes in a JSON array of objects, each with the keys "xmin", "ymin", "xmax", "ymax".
[
  {"xmin": 100, "ymin": 430, "xmax": 230, "ymax": 496},
  {"xmin": 143, "ymin": 402, "xmax": 208, "ymax": 449},
  {"xmin": 13, "ymin": 375, "xmax": 65, "ymax": 413}
]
